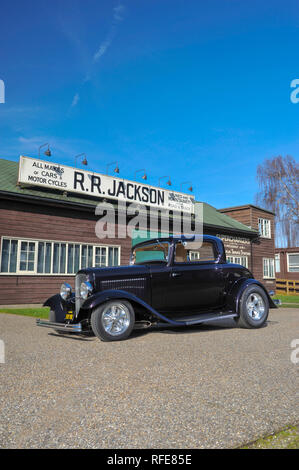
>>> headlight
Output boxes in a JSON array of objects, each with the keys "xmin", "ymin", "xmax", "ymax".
[
  {"xmin": 80, "ymin": 281, "xmax": 93, "ymax": 300},
  {"xmin": 60, "ymin": 283, "xmax": 72, "ymax": 300}
]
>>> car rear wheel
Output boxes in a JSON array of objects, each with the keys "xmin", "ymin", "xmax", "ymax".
[
  {"xmin": 91, "ymin": 300, "xmax": 135, "ymax": 341},
  {"xmin": 235, "ymin": 285, "xmax": 269, "ymax": 329}
]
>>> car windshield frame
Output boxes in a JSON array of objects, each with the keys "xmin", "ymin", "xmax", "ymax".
[{"xmin": 131, "ymin": 240, "xmax": 170, "ymax": 265}]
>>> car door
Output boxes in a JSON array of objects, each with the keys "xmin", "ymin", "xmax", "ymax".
[{"xmin": 151, "ymin": 240, "xmax": 225, "ymax": 314}]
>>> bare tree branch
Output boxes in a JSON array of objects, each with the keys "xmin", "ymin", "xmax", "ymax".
[{"xmin": 255, "ymin": 155, "xmax": 299, "ymax": 247}]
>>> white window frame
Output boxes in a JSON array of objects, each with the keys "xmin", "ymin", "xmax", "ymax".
[
  {"xmin": 226, "ymin": 256, "xmax": 248, "ymax": 268},
  {"xmin": 0, "ymin": 237, "xmax": 121, "ymax": 276},
  {"xmin": 18, "ymin": 240, "xmax": 38, "ymax": 274},
  {"xmin": 275, "ymin": 253, "xmax": 280, "ymax": 273},
  {"xmin": 258, "ymin": 218, "xmax": 271, "ymax": 239},
  {"xmin": 287, "ymin": 252, "xmax": 299, "ymax": 273},
  {"xmin": 263, "ymin": 258, "xmax": 275, "ymax": 279}
]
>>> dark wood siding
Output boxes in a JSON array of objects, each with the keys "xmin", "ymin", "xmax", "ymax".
[
  {"xmin": 219, "ymin": 206, "xmax": 276, "ymax": 291},
  {"xmin": 275, "ymin": 247, "xmax": 299, "ymax": 280},
  {"xmin": 0, "ymin": 200, "xmax": 132, "ymax": 304}
]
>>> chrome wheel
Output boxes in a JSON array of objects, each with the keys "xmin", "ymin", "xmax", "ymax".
[
  {"xmin": 246, "ymin": 293, "xmax": 265, "ymax": 321},
  {"xmin": 101, "ymin": 303, "xmax": 131, "ymax": 336}
]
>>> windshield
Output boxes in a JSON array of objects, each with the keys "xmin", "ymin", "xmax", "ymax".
[{"xmin": 131, "ymin": 241, "xmax": 170, "ymax": 265}]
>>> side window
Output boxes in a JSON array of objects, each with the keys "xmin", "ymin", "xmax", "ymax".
[{"xmin": 175, "ymin": 241, "xmax": 216, "ymax": 263}]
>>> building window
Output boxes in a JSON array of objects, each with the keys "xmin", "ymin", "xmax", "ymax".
[
  {"xmin": 258, "ymin": 218, "xmax": 271, "ymax": 238},
  {"xmin": 263, "ymin": 258, "xmax": 275, "ymax": 279},
  {"xmin": 287, "ymin": 253, "xmax": 299, "ymax": 273},
  {"xmin": 19, "ymin": 241, "xmax": 36, "ymax": 272},
  {"xmin": 227, "ymin": 256, "xmax": 248, "ymax": 268},
  {"xmin": 275, "ymin": 253, "xmax": 280, "ymax": 273},
  {"xmin": 0, "ymin": 238, "xmax": 121, "ymax": 275}
]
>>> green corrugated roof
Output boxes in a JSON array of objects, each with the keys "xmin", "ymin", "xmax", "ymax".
[
  {"xmin": 199, "ymin": 201, "xmax": 257, "ymax": 234},
  {"xmin": 0, "ymin": 158, "xmax": 257, "ymax": 235}
]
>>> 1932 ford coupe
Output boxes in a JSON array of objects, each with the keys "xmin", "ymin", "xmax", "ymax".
[{"xmin": 37, "ymin": 235, "xmax": 278, "ymax": 341}]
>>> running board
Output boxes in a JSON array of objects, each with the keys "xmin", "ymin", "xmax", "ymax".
[{"xmin": 156, "ymin": 312, "xmax": 238, "ymax": 327}]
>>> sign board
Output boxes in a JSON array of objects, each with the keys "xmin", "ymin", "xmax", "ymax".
[
  {"xmin": 18, "ymin": 156, "xmax": 195, "ymax": 213},
  {"xmin": 217, "ymin": 233, "xmax": 251, "ymax": 257}
]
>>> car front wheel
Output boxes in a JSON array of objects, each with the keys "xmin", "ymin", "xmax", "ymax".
[
  {"xmin": 91, "ymin": 300, "xmax": 135, "ymax": 341},
  {"xmin": 235, "ymin": 285, "xmax": 269, "ymax": 329}
]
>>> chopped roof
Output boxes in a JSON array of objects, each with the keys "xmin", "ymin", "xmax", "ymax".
[{"xmin": 0, "ymin": 158, "xmax": 258, "ymax": 236}]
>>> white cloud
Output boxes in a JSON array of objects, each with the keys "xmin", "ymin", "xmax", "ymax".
[
  {"xmin": 113, "ymin": 4, "xmax": 125, "ymax": 22},
  {"xmin": 93, "ymin": 2, "xmax": 125, "ymax": 63},
  {"xmin": 70, "ymin": 3, "xmax": 126, "ymax": 108},
  {"xmin": 71, "ymin": 93, "xmax": 80, "ymax": 107}
]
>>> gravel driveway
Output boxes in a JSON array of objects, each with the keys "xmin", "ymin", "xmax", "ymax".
[{"xmin": 0, "ymin": 308, "xmax": 298, "ymax": 449}]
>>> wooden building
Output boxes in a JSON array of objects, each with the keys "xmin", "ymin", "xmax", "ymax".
[
  {"xmin": 0, "ymin": 157, "xmax": 275, "ymax": 306},
  {"xmin": 219, "ymin": 205, "xmax": 276, "ymax": 292}
]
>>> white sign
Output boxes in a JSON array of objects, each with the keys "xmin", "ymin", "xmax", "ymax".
[{"xmin": 18, "ymin": 156, "xmax": 195, "ymax": 213}]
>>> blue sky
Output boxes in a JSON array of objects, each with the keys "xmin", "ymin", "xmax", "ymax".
[{"xmin": 0, "ymin": 0, "xmax": 299, "ymax": 208}]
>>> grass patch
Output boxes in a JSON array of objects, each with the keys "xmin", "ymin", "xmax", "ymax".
[
  {"xmin": 273, "ymin": 294, "xmax": 299, "ymax": 308},
  {"xmin": 0, "ymin": 308, "xmax": 50, "ymax": 318},
  {"xmin": 242, "ymin": 425, "xmax": 299, "ymax": 449}
]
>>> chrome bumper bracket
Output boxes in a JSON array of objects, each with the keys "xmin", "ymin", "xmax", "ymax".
[{"xmin": 36, "ymin": 319, "xmax": 82, "ymax": 333}]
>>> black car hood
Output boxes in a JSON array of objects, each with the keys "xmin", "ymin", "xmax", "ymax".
[{"xmin": 79, "ymin": 264, "xmax": 150, "ymax": 281}]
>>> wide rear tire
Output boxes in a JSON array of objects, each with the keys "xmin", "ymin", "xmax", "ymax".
[
  {"xmin": 235, "ymin": 285, "xmax": 269, "ymax": 329},
  {"xmin": 91, "ymin": 300, "xmax": 135, "ymax": 342}
]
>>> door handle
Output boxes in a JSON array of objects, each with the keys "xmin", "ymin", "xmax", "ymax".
[{"xmin": 171, "ymin": 272, "xmax": 182, "ymax": 278}]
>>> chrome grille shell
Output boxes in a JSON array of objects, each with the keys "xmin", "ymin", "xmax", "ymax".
[{"xmin": 75, "ymin": 273, "xmax": 88, "ymax": 317}]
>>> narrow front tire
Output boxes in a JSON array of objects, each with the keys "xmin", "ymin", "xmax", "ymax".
[{"xmin": 91, "ymin": 300, "xmax": 135, "ymax": 341}]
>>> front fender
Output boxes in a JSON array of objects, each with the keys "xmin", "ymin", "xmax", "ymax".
[
  {"xmin": 80, "ymin": 289, "xmax": 183, "ymax": 326},
  {"xmin": 227, "ymin": 278, "xmax": 277, "ymax": 313},
  {"xmin": 43, "ymin": 294, "xmax": 75, "ymax": 323}
]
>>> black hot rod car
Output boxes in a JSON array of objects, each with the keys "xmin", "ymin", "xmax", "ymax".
[{"xmin": 37, "ymin": 235, "xmax": 278, "ymax": 341}]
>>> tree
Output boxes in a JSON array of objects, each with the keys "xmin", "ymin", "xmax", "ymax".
[{"xmin": 255, "ymin": 155, "xmax": 299, "ymax": 247}]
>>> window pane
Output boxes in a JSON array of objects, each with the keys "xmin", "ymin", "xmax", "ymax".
[
  {"xmin": 95, "ymin": 247, "xmax": 107, "ymax": 267},
  {"xmin": 45, "ymin": 243, "xmax": 52, "ymax": 273},
  {"xmin": 1, "ymin": 239, "xmax": 10, "ymax": 272},
  {"xmin": 60, "ymin": 244, "xmax": 66, "ymax": 273},
  {"xmin": 53, "ymin": 243, "xmax": 59, "ymax": 274},
  {"xmin": 289, "ymin": 254, "xmax": 299, "ymax": 272},
  {"xmin": 114, "ymin": 248, "xmax": 119, "ymax": 266},
  {"xmin": 37, "ymin": 242, "xmax": 45, "ymax": 273},
  {"xmin": 263, "ymin": 259, "xmax": 268, "ymax": 277},
  {"xmin": 74, "ymin": 245, "xmax": 80, "ymax": 272},
  {"xmin": 88, "ymin": 246, "xmax": 93, "ymax": 267},
  {"xmin": 289, "ymin": 254, "xmax": 299, "ymax": 266},
  {"xmin": 81, "ymin": 245, "xmax": 87, "ymax": 269},
  {"xmin": 275, "ymin": 254, "xmax": 280, "ymax": 272},
  {"xmin": 175, "ymin": 241, "xmax": 216, "ymax": 263},
  {"xmin": 108, "ymin": 247, "xmax": 113, "ymax": 266},
  {"xmin": 269, "ymin": 260, "xmax": 273, "ymax": 278},
  {"xmin": 19, "ymin": 241, "xmax": 35, "ymax": 271},
  {"xmin": 67, "ymin": 244, "xmax": 74, "ymax": 273},
  {"xmin": 9, "ymin": 240, "xmax": 17, "ymax": 273}
]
